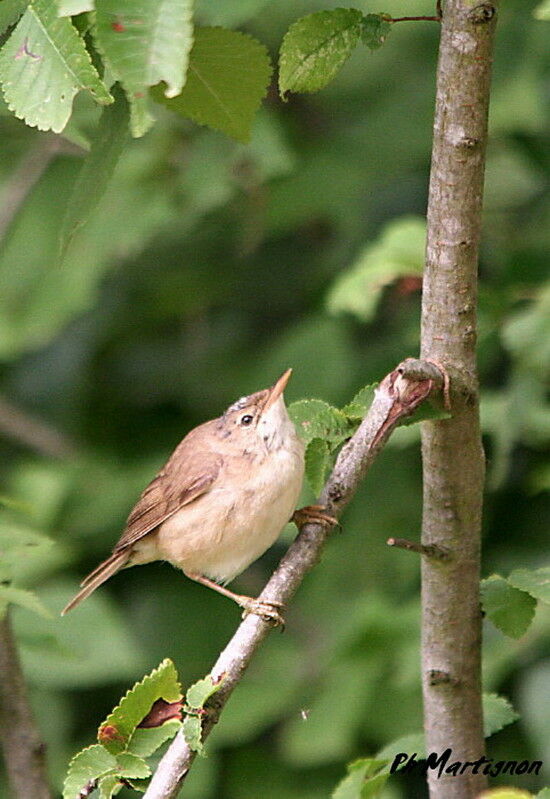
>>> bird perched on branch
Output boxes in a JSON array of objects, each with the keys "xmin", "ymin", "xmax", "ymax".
[{"xmin": 62, "ymin": 369, "xmax": 333, "ymax": 623}]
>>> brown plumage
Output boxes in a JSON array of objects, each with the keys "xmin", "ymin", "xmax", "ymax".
[{"xmin": 62, "ymin": 370, "xmax": 305, "ymax": 619}]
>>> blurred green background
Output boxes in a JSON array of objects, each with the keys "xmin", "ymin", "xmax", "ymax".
[{"xmin": 0, "ymin": 0, "xmax": 549, "ymax": 797}]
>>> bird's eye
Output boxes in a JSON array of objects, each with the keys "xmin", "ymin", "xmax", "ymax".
[{"xmin": 240, "ymin": 414, "xmax": 254, "ymax": 426}]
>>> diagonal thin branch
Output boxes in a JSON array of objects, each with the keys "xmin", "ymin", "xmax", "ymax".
[
  {"xmin": 0, "ymin": 136, "xmax": 61, "ymax": 244},
  {"xmin": 0, "ymin": 395, "xmax": 79, "ymax": 460},
  {"xmin": 143, "ymin": 358, "xmax": 443, "ymax": 799},
  {"xmin": 0, "ymin": 612, "xmax": 51, "ymax": 799}
]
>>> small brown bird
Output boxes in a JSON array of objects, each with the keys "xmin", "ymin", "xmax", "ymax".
[{"xmin": 62, "ymin": 370, "xmax": 328, "ymax": 622}]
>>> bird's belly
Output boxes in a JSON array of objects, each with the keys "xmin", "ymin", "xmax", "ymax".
[{"xmin": 154, "ymin": 451, "xmax": 303, "ymax": 583}]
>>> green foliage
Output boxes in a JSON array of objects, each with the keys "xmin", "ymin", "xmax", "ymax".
[
  {"xmin": 99, "ymin": 658, "xmax": 182, "ymax": 753},
  {"xmin": 186, "ymin": 673, "xmax": 222, "ymax": 708},
  {"xmin": 0, "ymin": 504, "xmax": 54, "ymax": 618},
  {"xmin": 480, "ymin": 791, "xmax": 537, "ymax": 799},
  {"xmin": 376, "ymin": 732, "xmax": 425, "ymax": 762},
  {"xmin": 64, "ymin": 745, "xmax": 120, "ymax": 799},
  {"xmin": 0, "ymin": 0, "xmax": 27, "ymax": 35},
  {"xmin": 289, "ymin": 373, "xmax": 450, "ymax": 493},
  {"xmin": 305, "ymin": 437, "xmax": 331, "ymax": 496},
  {"xmin": 57, "ymin": 0, "xmax": 94, "ymax": 15},
  {"xmin": 534, "ymin": 0, "xmax": 550, "ymax": 19},
  {"xmin": 481, "ymin": 575, "xmax": 537, "ymax": 639},
  {"xmin": 63, "ymin": 747, "xmax": 150, "ymax": 799},
  {"xmin": 332, "ymin": 758, "xmax": 389, "ymax": 799},
  {"xmin": 94, "ymin": 0, "xmax": 194, "ymax": 136},
  {"xmin": 0, "ymin": 584, "xmax": 52, "ymax": 618},
  {"xmin": 327, "ymin": 216, "xmax": 426, "ymax": 322},
  {"xmin": 152, "ymin": 27, "xmax": 272, "ymax": 143},
  {"xmin": 341, "ymin": 385, "xmax": 376, "ymax": 420},
  {"xmin": 183, "ymin": 673, "xmax": 225, "ymax": 753},
  {"xmin": 59, "ymin": 83, "xmax": 130, "ymax": 260},
  {"xmin": 0, "ymin": 0, "xmax": 111, "ymax": 132},
  {"xmin": 0, "ymin": 2, "xmax": 272, "ymax": 140},
  {"xmin": 127, "ymin": 719, "xmax": 182, "ymax": 758},
  {"xmin": 279, "ymin": 9, "xmax": 363, "ymax": 95},
  {"xmin": 182, "ymin": 715, "xmax": 203, "ymax": 754},
  {"xmin": 508, "ymin": 566, "xmax": 550, "ymax": 604},
  {"xmin": 361, "ymin": 14, "xmax": 392, "ymax": 51},
  {"xmin": 64, "ymin": 660, "xmax": 183, "ymax": 796},
  {"xmin": 483, "ymin": 692, "xmax": 520, "ymax": 737}
]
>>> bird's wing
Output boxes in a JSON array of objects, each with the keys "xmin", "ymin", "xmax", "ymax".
[{"xmin": 113, "ymin": 424, "xmax": 222, "ymax": 552}]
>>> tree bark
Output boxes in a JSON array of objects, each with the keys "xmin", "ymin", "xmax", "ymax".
[
  {"xmin": 0, "ymin": 612, "xmax": 51, "ymax": 799},
  {"xmin": 420, "ymin": 2, "xmax": 498, "ymax": 797}
]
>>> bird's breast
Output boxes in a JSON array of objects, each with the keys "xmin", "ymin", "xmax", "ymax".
[{"xmin": 154, "ymin": 438, "xmax": 304, "ymax": 583}]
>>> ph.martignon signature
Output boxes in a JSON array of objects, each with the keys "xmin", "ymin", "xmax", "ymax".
[{"xmin": 390, "ymin": 749, "xmax": 543, "ymax": 779}]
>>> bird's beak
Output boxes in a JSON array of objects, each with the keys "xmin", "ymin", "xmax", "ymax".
[{"xmin": 262, "ymin": 368, "xmax": 292, "ymax": 412}]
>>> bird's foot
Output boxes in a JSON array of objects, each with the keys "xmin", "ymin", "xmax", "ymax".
[
  {"xmin": 292, "ymin": 504, "xmax": 339, "ymax": 531},
  {"xmin": 239, "ymin": 596, "xmax": 286, "ymax": 628}
]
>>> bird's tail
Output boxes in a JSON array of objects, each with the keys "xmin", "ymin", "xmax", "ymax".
[{"xmin": 61, "ymin": 550, "xmax": 129, "ymax": 615}]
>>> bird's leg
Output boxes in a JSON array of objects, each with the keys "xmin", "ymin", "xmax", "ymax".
[
  {"xmin": 184, "ymin": 572, "xmax": 285, "ymax": 627},
  {"xmin": 292, "ymin": 504, "xmax": 339, "ymax": 530}
]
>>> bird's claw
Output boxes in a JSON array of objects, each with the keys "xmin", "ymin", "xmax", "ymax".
[
  {"xmin": 240, "ymin": 597, "xmax": 286, "ymax": 628},
  {"xmin": 292, "ymin": 504, "xmax": 339, "ymax": 531}
]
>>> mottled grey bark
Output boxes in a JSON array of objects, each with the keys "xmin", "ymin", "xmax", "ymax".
[
  {"xmin": 420, "ymin": 2, "xmax": 498, "ymax": 797},
  {"xmin": 0, "ymin": 613, "xmax": 51, "ymax": 799}
]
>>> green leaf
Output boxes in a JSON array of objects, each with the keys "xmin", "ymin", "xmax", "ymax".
[
  {"xmin": 94, "ymin": 0, "xmax": 194, "ymax": 136},
  {"xmin": 305, "ymin": 438, "xmax": 331, "ymax": 495},
  {"xmin": 0, "ymin": 585, "xmax": 52, "ymax": 619},
  {"xmin": 360, "ymin": 14, "xmax": 392, "ymax": 50},
  {"xmin": 0, "ymin": 0, "xmax": 27, "ymax": 35},
  {"xmin": 479, "ymin": 792, "xmax": 535, "ymax": 799},
  {"xmin": 483, "ymin": 692, "xmax": 519, "ymax": 738},
  {"xmin": 534, "ymin": 0, "xmax": 550, "ymax": 19},
  {"xmin": 508, "ymin": 566, "xmax": 550, "ymax": 604},
  {"xmin": 99, "ymin": 658, "xmax": 182, "ymax": 754},
  {"xmin": 0, "ymin": 523, "xmax": 54, "ymax": 577},
  {"xmin": 59, "ymin": 83, "xmax": 129, "ymax": 261},
  {"xmin": 536, "ymin": 790, "xmax": 550, "ymax": 799},
  {"xmin": 481, "ymin": 575, "xmax": 537, "ymax": 638},
  {"xmin": 332, "ymin": 758, "xmax": 389, "ymax": 799},
  {"xmin": 306, "ymin": 406, "xmax": 351, "ymax": 445},
  {"xmin": 182, "ymin": 715, "xmax": 203, "ymax": 753},
  {"xmin": 57, "ymin": 0, "xmax": 94, "ymax": 15},
  {"xmin": 0, "ymin": 0, "xmax": 112, "ymax": 133},
  {"xmin": 327, "ymin": 216, "xmax": 426, "ymax": 322},
  {"xmin": 342, "ymin": 385, "xmax": 377, "ymax": 419},
  {"xmin": 279, "ymin": 9, "xmax": 363, "ymax": 96},
  {"xmin": 289, "ymin": 399, "xmax": 334, "ymax": 440},
  {"xmin": 152, "ymin": 27, "xmax": 272, "ymax": 143},
  {"xmin": 186, "ymin": 673, "xmax": 223, "ymax": 709},
  {"xmin": 98, "ymin": 774, "xmax": 123, "ymax": 799},
  {"xmin": 289, "ymin": 399, "xmax": 351, "ymax": 445},
  {"xmin": 127, "ymin": 719, "xmax": 181, "ymax": 758},
  {"xmin": 63, "ymin": 744, "xmax": 117, "ymax": 799},
  {"xmin": 116, "ymin": 752, "xmax": 151, "ymax": 778},
  {"xmin": 376, "ymin": 732, "xmax": 425, "ymax": 762}
]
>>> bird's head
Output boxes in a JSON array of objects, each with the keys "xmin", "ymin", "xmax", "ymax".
[{"xmin": 218, "ymin": 369, "xmax": 296, "ymax": 452}]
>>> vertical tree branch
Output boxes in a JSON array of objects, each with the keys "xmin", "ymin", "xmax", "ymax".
[
  {"xmin": 0, "ymin": 612, "xmax": 51, "ymax": 799},
  {"xmin": 420, "ymin": 2, "xmax": 498, "ymax": 798}
]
